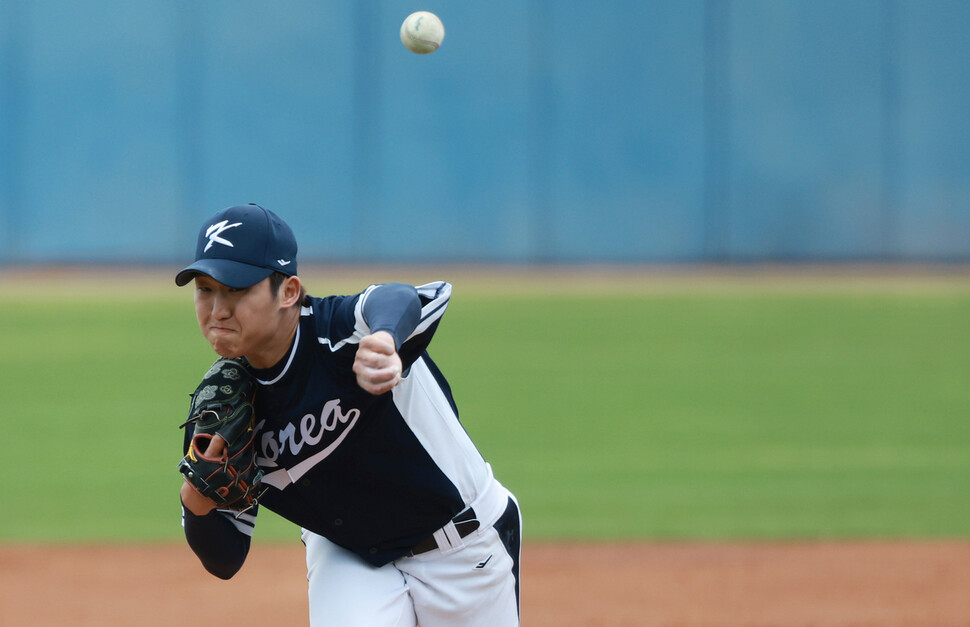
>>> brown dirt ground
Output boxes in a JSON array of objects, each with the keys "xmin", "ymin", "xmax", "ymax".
[{"xmin": 2, "ymin": 541, "xmax": 969, "ymax": 626}]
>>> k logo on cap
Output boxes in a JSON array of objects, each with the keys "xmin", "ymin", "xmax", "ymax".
[{"xmin": 204, "ymin": 220, "xmax": 243, "ymax": 252}]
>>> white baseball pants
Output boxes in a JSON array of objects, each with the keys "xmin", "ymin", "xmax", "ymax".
[{"xmin": 302, "ymin": 490, "xmax": 521, "ymax": 626}]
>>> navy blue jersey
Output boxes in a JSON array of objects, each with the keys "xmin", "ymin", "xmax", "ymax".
[{"xmin": 184, "ymin": 281, "xmax": 493, "ymax": 568}]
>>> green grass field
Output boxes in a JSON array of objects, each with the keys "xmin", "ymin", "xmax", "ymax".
[{"xmin": 1, "ymin": 268, "xmax": 968, "ymax": 543}]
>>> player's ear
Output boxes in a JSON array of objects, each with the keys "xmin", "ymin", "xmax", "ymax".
[{"xmin": 280, "ymin": 275, "xmax": 303, "ymax": 308}]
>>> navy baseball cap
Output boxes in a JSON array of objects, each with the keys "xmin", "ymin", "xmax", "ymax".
[{"xmin": 175, "ymin": 204, "xmax": 298, "ymax": 289}]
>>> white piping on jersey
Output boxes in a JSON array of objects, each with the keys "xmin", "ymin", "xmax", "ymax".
[
  {"xmin": 411, "ymin": 281, "xmax": 451, "ymax": 340},
  {"xmin": 318, "ymin": 310, "xmax": 367, "ymax": 352},
  {"xmin": 317, "ymin": 334, "xmax": 362, "ymax": 352},
  {"xmin": 255, "ymin": 324, "xmax": 301, "ymax": 386},
  {"xmin": 355, "ymin": 284, "xmax": 381, "ymax": 321}
]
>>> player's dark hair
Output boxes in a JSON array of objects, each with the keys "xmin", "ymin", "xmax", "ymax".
[{"xmin": 269, "ymin": 272, "xmax": 306, "ymax": 304}]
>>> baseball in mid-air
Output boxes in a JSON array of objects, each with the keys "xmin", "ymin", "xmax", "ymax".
[{"xmin": 400, "ymin": 11, "xmax": 445, "ymax": 54}]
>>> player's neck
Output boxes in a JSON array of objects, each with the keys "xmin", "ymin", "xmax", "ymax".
[{"xmin": 247, "ymin": 307, "xmax": 300, "ymax": 369}]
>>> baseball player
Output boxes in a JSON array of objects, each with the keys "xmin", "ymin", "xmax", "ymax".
[{"xmin": 175, "ymin": 203, "xmax": 521, "ymax": 626}]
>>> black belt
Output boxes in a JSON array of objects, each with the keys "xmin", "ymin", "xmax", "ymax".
[{"xmin": 409, "ymin": 507, "xmax": 480, "ymax": 556}]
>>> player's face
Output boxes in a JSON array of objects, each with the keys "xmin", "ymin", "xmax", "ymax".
[{"xmin": 193, "ymin": 275, "xmax": 289, "ymax": 366}]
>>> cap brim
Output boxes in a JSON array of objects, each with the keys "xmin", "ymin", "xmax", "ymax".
[{"xmin": 175, "ymin": 259, "xmax": 276, "ymax": 289}]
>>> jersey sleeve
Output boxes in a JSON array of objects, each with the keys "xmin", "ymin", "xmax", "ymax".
[
  {"xmin": 356, "ymin": 281, "xmax": 452, "ymax": 367},
  {"xmin": 181, "ymin": 504, "xmax": 255, "ymax": 579}
]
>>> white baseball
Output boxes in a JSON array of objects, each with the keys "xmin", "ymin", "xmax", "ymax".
[{"xmin": 400, "ymin": 11, "xmax": 445, "ymax": 54}]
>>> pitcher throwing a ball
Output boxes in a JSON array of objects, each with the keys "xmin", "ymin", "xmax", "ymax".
[{"xmin": 175, "ymin": 203, "xmax": 522, "ymax": 626}]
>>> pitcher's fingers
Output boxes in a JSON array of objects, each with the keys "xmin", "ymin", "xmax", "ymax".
[{"xmin": 205, "ymin": 434, "xmax": 228, "ymax": 457}]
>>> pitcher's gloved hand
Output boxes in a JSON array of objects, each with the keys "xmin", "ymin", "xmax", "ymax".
[{"xmin": 177, "ymin": 358, "xmax": 264, "ymax": 512}]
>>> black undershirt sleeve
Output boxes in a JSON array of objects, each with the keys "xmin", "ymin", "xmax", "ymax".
[
  {"xmin": 181, "ymin": 503, "xmax": 252, "ymax": 580},
  {"xmin": 361, "ymin": 283, "xmax": 421, "ymax": 350}
]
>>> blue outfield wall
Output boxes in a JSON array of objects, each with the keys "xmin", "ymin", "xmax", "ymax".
[{"xmin": 0, "ymin": 1, "xmax": 968, "ymax": 265}]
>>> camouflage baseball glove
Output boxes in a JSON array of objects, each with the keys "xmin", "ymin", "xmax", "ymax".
[{"xmin": 177, "ymin": 358, "xmax": 264, "ymax": 513}]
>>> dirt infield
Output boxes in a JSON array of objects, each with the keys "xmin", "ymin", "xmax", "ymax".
[{"xmin": 2, "ymin": 541, "xmax": 969, "ymax": 626}]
